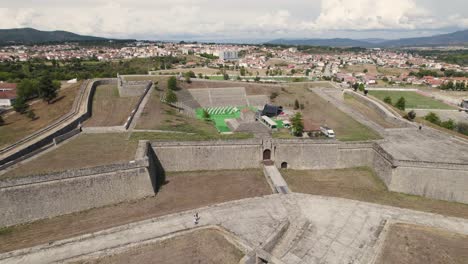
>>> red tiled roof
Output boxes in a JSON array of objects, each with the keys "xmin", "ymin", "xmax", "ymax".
[
  {"xmin": 0, "ymin": 89, "xmax": 16, "ymax": 100},
  {"xmin": 303, "ymin": 119, "xmax": 321, "ymax": 132},
  {"xmin": 0, "ymin": 83, "xmax": 17, "ymax": 89}
]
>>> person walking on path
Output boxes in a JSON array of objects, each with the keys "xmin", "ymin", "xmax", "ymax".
[{"xmin": 194, "ymin": 212, "xmax": 200, "ymax": 225}]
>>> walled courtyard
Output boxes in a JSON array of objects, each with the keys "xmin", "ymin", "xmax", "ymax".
[{"xmin": 0, "ymin": 77, "xmax": 467, "ymax": 264}]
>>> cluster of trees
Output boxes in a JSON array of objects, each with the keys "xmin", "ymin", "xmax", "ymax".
[
  {"xmin": 199, "ymin": 53, "xmax": 219, "ymax": 60},
  {"xmin": 424, "ymin": 112, "xmax": 467, "ymax": 135},
  {"xmin": 439, "ymin": 81, "xmax": 467, "ymax": 91},
  {"xmin": 165, "ymin": 76, "xmax": 178, "ymax": 104},
  {"xmin": 412, "ymin": 49, "xmax": 468, "ymax": 67},
  {"xmin": 383, "ymin": 96, "xmax": 406, "ymax": 111},
  {"xmin": 0, "ymin": 57, "xmax": 183, "ymax": 83},
  {"xmin": 409, "ymin": 69, "xmax": 468, "ymax": 79},
  {"xmin": 12, "ymin": 74, "xmax": 60, "ymax": 120}
]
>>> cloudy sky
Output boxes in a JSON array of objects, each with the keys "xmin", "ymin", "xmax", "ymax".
[{"xmin": 0, "ymin": 0, "xmax": 467, "ymax": 42}]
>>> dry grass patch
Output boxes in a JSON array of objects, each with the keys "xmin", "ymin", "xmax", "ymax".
[
  {"xmin": 273, "ymin": 86, "xmax": 381, "ymax": 141},
  {"xmin": 0, "ymin": 169, "xmax": 270, "ymax": 252},
  {"xmin": 376, "ymin": 223, "xmax": 468, "ymax": 264},
  {"xmin": 344, "ymin": 94, "xmax": 401, "ymax": 129},
  {"xmin": 0, "ymin": 82, "xmax": 81, "ymax": 149},
  {"xmin": 1, "ymin": 133, "xmax": 138, "ymax": 179},
  {"xmin": 283, "ymin": 167, "xmax": 468, "ymax": 219},
  {"xmin": 342, "ymin": 64, "xmax": 378, "ymax": 75},
  {"xmin": 84, "ymin": 84, "xmax": 139, "ymax": 127}
]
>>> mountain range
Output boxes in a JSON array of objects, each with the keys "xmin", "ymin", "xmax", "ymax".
[
  {"xmin": 0, "ymin": 28, "xmax": 110, "ymax": 45},
  {"xmin": 0, "ymin": 27, "xmax": 467, "ymax": 48},
  {"xmin": 267, "ymin": 29, "xmax": 468, "ymax": 48}
]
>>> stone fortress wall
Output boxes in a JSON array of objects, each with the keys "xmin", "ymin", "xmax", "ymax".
[
  {"xmin": 0, "ymin": 142, "xmax": 158, "ymax": 227},
  {"xmin": 0, "ymin": 79, "xmax": 115, "ymax": 169},
  {"xmin": 1, "ymin": 137, "xmax": 467, "ymax": 228},
  {"xmin": 151, "ymin": 139, "xmax": 468, "ymax": 204}
]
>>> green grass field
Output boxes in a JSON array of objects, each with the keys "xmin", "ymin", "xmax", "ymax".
[
  {"xmin": 196, "ymin": 106, "xmax": 249, "ymax": 132},
  {"xmin": 369, "ymin": 91, "xmax": 455, "ymax": 110}
]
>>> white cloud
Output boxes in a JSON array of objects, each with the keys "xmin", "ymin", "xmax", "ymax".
[
  {"xmin": 0, "ymin": 0, "xmax": 466, "ymax": 40},
  {"xmin": 312, "ymin": 0, "xmax": 431, "ymax": 30}
]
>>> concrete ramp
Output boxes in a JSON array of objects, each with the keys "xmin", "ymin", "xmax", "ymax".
[{"xmin": 263, "ymin": 164, "xmax": 290, "ymax": 194}]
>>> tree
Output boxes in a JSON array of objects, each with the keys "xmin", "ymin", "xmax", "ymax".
[
  {"xmin": 26, "ymin": 109, "xmax": 36, "ymax": 120},
  {"xmin": 254, "ymin": 76, "xmax": 260, "ymax": 82},
  {"xmin": 202, "ymin": 109, "xmax": 211, "ymax": 119},
  {"xmin": 17, "ymin": 79, "xmax": 39, "ymax": 99},
  {"xmin": 358, "ymin": 83, "xmax": 365, "ymax": 92},
  {"xmin": 441, "ymin": 119, "xmax": 455, "ymax": 130},
  {"xmin": 363, "ymin": 69, "xmax": 368, "ymax": 73},
  {"xmin": 395, "ymin": 97, "xmax": 406, "ymax": 110},
  {"xmin": 352, "ymin": 83, "xmax": 359, "ymax": 91},
  {"xmin": 165, "ymin": 89, "xmax": 177, "ymax": 104},
  {"xmin": 38, "ymin": 75, "xmax": 59, "ymax": 103},
  {"xmin": 13, "ymin": 96, "xmax": 29, "ymax": 114},
  {"xmin": 240, "ymin": 67, "xmax": 246, "ymax": 76},
  {"xmin": 0, "ymin": 115, "xmax": 4, "ymax": 126},
  {"xmin": 294, "ymin": 99, "xmax": 300, "ymax": 110},
  {"xmin": 187, "ymin": 71, "xmax": 196, "ymax": 78},
  {"xmin": 407, "ymin": 110, "xmax": 417, "ymax": 120},
  {"xmin": 198, "ymin": 73, "xmax": 203, "ymax": 79},
  {"xmin": 291, "ymin": 112, "xmax": 304, "ymax": 136},
  {"xmin": 167, "ymin": 76, "xmax": 177, "ymax": 90},
  {"xmin": 457, "ymin": 122, "xmax": 468, "ymax": 136},
  {"xmin": 223, "ymin": 73, "xmax": 229, "ymax": 80},
  {"xmin": 184, "ymin": 74, "xmax": 192, "ymax": 84},
  {"xmin": 424, "ymin": 112, "xmax": 440, "ymax": 125}
]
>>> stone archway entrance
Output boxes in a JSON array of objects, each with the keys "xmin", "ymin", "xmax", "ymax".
[
  {"xmin": 263, "ymin": 149, "xmax": 271, "ymax": 160},
  {"xmin": 281, "ymin": 162, "xmax": 288, "ymax": 169}
]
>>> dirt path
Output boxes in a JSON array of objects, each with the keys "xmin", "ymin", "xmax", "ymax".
[{"xmin": 0, "ymin": 170, "xmax": 271, "ymax": 253}]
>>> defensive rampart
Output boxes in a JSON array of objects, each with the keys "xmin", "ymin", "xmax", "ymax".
[
  {"xmin": 150, "ymin": 139, "xmax": 468, "ymax": 204},
  {"xmin": 0, "ymin": 79, "xmax": 116, "ymax": 169},
  {"xmin": 0, "ymin": 142, "xmax": 158, "ymax": 228},
  {"xmin": 151, "ymin": 140, "xmax": 263, "ymax": 171}
]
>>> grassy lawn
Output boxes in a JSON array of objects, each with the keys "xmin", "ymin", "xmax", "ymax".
[
  {"xmin": 283, "ymin": 167, "xmax": 468, "ymax": 219},
  {"xmin": 369, "ymin": 90, "xmax": 455, "ymax": 110},
  {"xmin": 1, "ymin": 133, "xmax": 138, "ymax": 179},
  {"xmin": 84, "ymin": 84, "xmax": 140, "ymax": 127},
  {"xmin": 0, "ymin": 82, "xmax": 81, "ymax": 149},
  {"xmin": 273, "ymin": 86, "xmax": 381, "ymax": 141}
]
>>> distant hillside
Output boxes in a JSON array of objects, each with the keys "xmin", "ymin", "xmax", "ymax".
[
  {"xmin": 380, "ymin": 30, "xmax": 468, "ymax": 47},
  {"xmin": 266, "ymin": 30, "xmax": 468, "ymax": 48},
  {"xmin": 0, "ymin": 28, "xmax": 109, "ymax": 44},
  {"xmin": 266, "ymin": 38, "xmax": 374, "ymax": 48}
]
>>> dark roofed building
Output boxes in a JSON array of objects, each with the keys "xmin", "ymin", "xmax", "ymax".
[{"xmin": 260, "ymin": 104, "xmax": 283, "ymax": 118}]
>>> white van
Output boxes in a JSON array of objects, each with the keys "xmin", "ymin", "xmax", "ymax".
[{"xmin": 320, "ymin": 126, "xmax": 335, "ymax": 138}]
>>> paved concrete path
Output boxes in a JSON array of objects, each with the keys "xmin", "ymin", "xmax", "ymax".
[
  {"xmin": 2, "ymin": 194, "xmax": 468, "ymax": 264},
  {"xmin": 264, "ymin": 165, "xmax": 290, "ymax": 194}
]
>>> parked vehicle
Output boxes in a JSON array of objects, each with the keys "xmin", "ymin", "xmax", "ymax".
[{"xmin": 320, "ymin": 126, "xmax": 335, "ymax": 138}]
